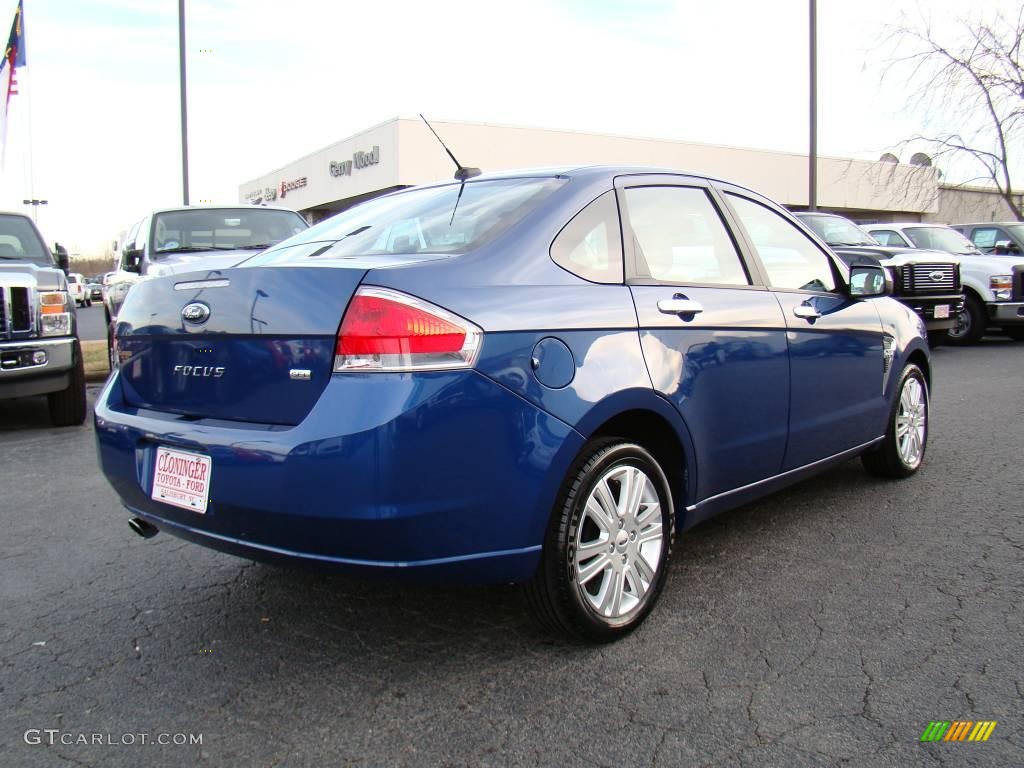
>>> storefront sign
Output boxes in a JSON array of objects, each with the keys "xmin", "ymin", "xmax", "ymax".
[
  {"xmin": 278, "ymin": 177, "xmax": 308, "ymax": 198},
  {"xmin": 330, "ymin": 146, "xmax": 380, "ymax": 177},
  {"xmin": 245, "ymin": 186, "xmax": 278, "ymax": 205}
]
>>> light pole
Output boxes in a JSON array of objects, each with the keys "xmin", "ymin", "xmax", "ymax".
[
  {"xmin": 178, "ymin": 0, "xmax": 190, "ymax": 206},
  {"xmin": 22, "ymin": 198, "xmax": 47, "ymax": 222},
  {"xmin": 808, "ymin": 0, "xmax": 817, "ymax": 211}
]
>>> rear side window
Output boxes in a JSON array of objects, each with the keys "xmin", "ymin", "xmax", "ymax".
[
  {"xmin": 727, "ymin": 194, "xmax": 836, "ymax": 292},
  {"xmin": 550, "ymin": 192, "xmax": 623, "ymax": 283},
  {"xmin": 623, "ymin": 186, "xmax": 749, "ymax": 285}
]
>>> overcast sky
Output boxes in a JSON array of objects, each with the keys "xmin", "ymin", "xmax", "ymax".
[{"xmin": 0, "ymin": 0, "xmax": 1016, "ymax": 257}]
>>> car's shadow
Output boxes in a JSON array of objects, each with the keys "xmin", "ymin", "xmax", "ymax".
[
  {"xmin": 156, "ymin": 458, "xmax": 883, "ymax": 659},
  {"xmin": 0, "ymin": 385, "xmax": 100, "ymax": 434}
]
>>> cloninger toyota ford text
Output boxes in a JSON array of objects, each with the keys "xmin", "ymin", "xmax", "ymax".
[{"xmin": 95, "ymin": 167, "xmax": 931, "ymax": 641}]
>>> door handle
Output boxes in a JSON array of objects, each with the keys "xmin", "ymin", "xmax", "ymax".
[
  {"xmin": 657, "ymin": 298, "xmax": 704, "ymax": 316},
  {"xmin": 793, "ymin": 303, "xmax": 821, "ymax": 321}
]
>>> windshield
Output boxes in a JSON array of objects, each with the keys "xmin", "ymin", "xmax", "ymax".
[
  {"xmin": 904, "ymin": 226, "xmax": 979, "ymax": 254},
  {"xmin": 151, "ymin": 208, "xmax": 308, "ymax": 258},
  {"xmin": 1005, "ymin": 224, "xmax": 1024, "ymax": 241},
  {"xmin": 246, "ymin": 177, "xmax": 565, "ymax": 265},
  {"xmin": 800, "ymin": 215, "xmax": 878, "ymax": 246},
  {"xmin": 0, "ymin": 214, "xmax": 53, "ymax": 267}
]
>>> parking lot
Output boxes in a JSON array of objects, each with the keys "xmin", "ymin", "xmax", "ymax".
[{"xmin": 1, "ymin": 339, "xmax": 1021, "ymax": 767}]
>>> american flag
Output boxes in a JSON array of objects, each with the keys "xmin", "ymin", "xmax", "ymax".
[{"xmin": 0, "ymin": 0, "xmax": 25, "ymax": 166}]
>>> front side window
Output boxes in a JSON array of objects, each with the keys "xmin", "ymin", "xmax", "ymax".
[
  {"xmin": 727, "ymin": 194, "xmax": 836, "ymax": 292},
  {"xmin": 550, "ymin": 191, "xmax": 623, "ymax": 283},
  {"xmin": 871, "ymin": 230, "xmax": 910, "ymax": 248},
  {"xmin": 624, "ymin": 186, "xmax": 749, "ymax": 285},
  {"xmin": 151, "ymin": 209, "xmax": 308, "ymax": 258},
  {"xmin": 970, "ymin": 227, "xmax": 1003, "ymax": 250}
]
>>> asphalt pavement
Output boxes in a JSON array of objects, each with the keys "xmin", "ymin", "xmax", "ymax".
[
  {"xmin": 75, "ymin": 303, "xmax": 107, "ymax": 342},
  {"xmin": 1, "ymin": 340, "xmax": 1022, "ymax": 767}
]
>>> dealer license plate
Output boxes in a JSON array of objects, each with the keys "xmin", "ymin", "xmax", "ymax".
[
  {"xmin": 152, "ymin": 447, "xmax": 212, "ymax": 514},
  {"xmin": 934, "ymin": 305, "xmax": 950, "ymax": 319}
]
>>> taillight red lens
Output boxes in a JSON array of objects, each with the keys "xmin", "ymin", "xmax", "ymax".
[
  {"xmin": 334, "ymin": 287, "xmax": 481, "ymax": 372},
  {"xmin": 338, "ymin": 294, "xmax": 466, "ymax": 355}
]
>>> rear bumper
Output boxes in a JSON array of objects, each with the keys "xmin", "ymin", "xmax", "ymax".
[
  {"xmin": 95, "ymin": 369, "xmax": 583, "ymax": 583},
  {"xmin": 988, "ymin": 301, "xmax": 1024, "ymax": 324},
  {"xmin": 0, "ymin": 337, "xmax": 75, "ymax": 398}
]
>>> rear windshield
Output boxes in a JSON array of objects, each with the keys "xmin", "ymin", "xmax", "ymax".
[
  {"xmin": 151, "ymin": 208, "xmax": 309, "ymax": 258},
  {"xmin": 0, "ymin": 214, "xmax": 53, "ymax": 267},
  {"xmin": 245, "ymin": 177, "xmax": 565, "ymax": 265}
]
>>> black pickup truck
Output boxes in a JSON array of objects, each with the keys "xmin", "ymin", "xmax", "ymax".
[
  {"xmin": 0, "ymin": 212, "xmax": 87, "ymax": 425},
  {"xmin": 795, "ymin": 212, "xmax": 964, "ymax": 345}
]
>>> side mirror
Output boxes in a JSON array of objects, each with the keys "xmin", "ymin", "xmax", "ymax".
[
  {"xmin": 993, "ymin": 240, "xmax": 1020, "ymax": 255},
  {"xmin": 849, "ymin": 264, "xmax": 890, "ymax": 298},
  {"xmin": 123, "ymin": 247, "xmax": 142, "ymax": 274},
  {"xmin": 54, "ymin": 243, "xmax": 69, "ymax": 274}
]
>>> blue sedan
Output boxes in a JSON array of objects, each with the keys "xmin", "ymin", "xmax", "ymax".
[{"xmin": 95, "ymin": 167, "xmax": 930, "ymax": 641}]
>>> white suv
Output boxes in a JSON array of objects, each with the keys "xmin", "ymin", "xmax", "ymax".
[
  {"xmin": 66, "ymin": 272, "xmax": 91, "ymax": 307},
  {"xmin": 865, "ymin": 222, "xmax": 1024, "ymax": 344}
]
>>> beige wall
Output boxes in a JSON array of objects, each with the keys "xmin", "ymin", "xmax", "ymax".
[
  {"xmin": 927, "ymin": 185, "xmax": 1023, "ymax": 225},
  {"xmin": 241, "ymin": 117, "xmax": 941, "ymax": 216}
]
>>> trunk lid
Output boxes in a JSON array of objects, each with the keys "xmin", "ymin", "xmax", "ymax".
[{"xmin": 115, "ymin": 266, "xmax": 364, "ymax": 425}]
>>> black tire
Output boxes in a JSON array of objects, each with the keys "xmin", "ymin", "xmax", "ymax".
[
  {"xmin": 48, "ymin": 342, "xmax": 87, "ymax": 427},
  {"xmin": 1003, "ymin": 326, "xmax": 1024, "ymax": 341},
  {"xmin": 524, "ymin": 440, "xmax": 676, "ymax": 642},
  {"xmin": 927, "ymin": 330, "xmax": 947, "ymax": 347},
  {"xmin": 862, "ymin": 364, "xmax": 928, "ymax": 479},
  {"xmin": 946, "ymin": 293, "xmax": 986, "ymax": 345}
]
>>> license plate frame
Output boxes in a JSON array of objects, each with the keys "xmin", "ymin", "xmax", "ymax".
[{"xmin": 151, "ymin": 446, "xmax": 212, "ymax": 514}]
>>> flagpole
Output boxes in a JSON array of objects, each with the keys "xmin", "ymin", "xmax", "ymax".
[
  {"xmin": 808, "ymin": 0, "xmax": 817, "ymax": 211},
  {"xmin": 178, "ymin": 0, "xmax": 189, "ymax": 206}
]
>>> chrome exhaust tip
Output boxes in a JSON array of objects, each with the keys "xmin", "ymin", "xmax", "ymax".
[{"xmin": 128, "ymin": 517, "xmax": 159, "ymax": 539}]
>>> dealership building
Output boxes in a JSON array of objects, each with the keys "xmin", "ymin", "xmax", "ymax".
[{"xmin": 239, "ymin": 117, "xmax": 1020, "ymax": 226}]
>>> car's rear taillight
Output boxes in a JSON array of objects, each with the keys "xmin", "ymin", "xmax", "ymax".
[{"xmin": 334, "ymin": 287, "xmax": 482, "ymax": 372}]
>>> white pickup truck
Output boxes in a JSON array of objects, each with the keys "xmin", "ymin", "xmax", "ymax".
[{"xmin": 865, "ymin": 222, "xmax": 1024, "ymax": 345}]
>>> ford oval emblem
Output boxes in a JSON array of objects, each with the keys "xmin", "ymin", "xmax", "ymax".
[
  {"xmin": 928, "ymin": 270, "xmax": 946, "ymax": 282},
  {"xmin": 181, "ymin": 302, "xmax": 211, "ymax": 325}
]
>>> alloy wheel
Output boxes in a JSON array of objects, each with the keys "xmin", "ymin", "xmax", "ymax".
[
  {"xmin": 896, "ymin": 377, "xmax": 926, "ymax": 468},
  {"xmin": 574, "ymin": 464, "xmax": 664, "ymax": 619}
]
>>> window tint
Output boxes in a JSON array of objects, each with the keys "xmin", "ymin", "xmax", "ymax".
[
  {"xmin": 727, "ymin": 194, "xmax": 836, "ymax": 292},
  {"xmin": 970, "ymin": 228, "xmax": 1002, "ymax": 250},
  {"xmin": 624, "ymin": 186, "xmax": 749, "ymax": 285},
  {"xmin": 550, "ymin": 191, "xmax": 623, "ymax": 283}
]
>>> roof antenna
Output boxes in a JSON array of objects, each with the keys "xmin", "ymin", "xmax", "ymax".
[{"xmin": 419, "ymin": 114, "xmax": 481, "ymax": 181}]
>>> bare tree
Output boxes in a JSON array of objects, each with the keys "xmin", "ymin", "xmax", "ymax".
[{"xmin": 887, "ymin": 5, "xmax": 1024, "ymax": 221}]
